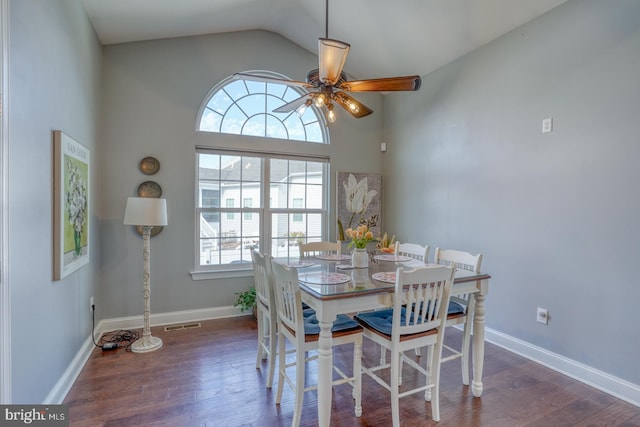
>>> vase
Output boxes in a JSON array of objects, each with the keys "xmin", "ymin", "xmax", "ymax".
[
  {"xmin": 73, "ymin": 230, "xmax": 82, "ymax": 256},
  {"xmin": 351, "ymin": 248, "xmax": 368, "ymax": 268}
]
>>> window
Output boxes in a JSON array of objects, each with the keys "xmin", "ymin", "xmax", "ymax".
[
  {"xmin": 197, "ymin": 71, "xmax": 329, "ymax": 144},
  {"xmin": 243, "ymin": 198, "xmax": 253, "ymax": 220},
  {"xmin": 196, "ymin": 150, "xmax": 328, "ymax": 270},
  {"xmin": 292, "ymin": 198, "xmax": 303, "ymax": 222},
  {"xmin": 225, "ymin": 199, "xmax": 235, "ymax": 220}
]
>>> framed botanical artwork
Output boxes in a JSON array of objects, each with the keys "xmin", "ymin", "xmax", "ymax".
[
  {"xmin": 53, "ymin": 130, "xmax": 90, "ymax": 280},
  {"xmin": 336, "ymin": 172, "xmax": 382, "ymax": 240}
]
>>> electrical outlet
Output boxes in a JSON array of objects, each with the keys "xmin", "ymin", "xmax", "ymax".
[
  {"xmin": 536, "ymin": 307, "xmax": 549, "ymax": 325},
  {"xmin": 90, "ymin": 296, "xmax": 94, "ymax": 312}
]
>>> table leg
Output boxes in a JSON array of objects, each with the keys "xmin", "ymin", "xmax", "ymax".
[
  {"xmin": 317, "ymin": 319, "xmax": 334, "ymax": 427},
  {"xmin": 472, "ymin": 292, "xmax": 485, "ymax": 397}
]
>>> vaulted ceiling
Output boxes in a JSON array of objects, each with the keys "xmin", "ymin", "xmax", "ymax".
[{"xmin": 82, "ymin": 0, "xmax": 568, "ymax": 80}]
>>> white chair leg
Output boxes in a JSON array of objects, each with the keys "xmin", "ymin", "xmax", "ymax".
[
  {"xmin": 430, "ymin": 348, "xmax": 443, "ymax": 422},
  {"xmin": 275, "ymin": 332, "xmax": 286, "ymax": 405},
  {"xmin": 353, "ymin": 338, "xmax": 362, "ymax": 417},
  {"xmin": 292, "ymin": 348, "xmax": 306, "ymax": 427},
  {"xmin": 425, "ymin": 345, "xmax": 433, "ymax": 401},
  {"xmin": 414, "ymin": 347, "xmax": 421, "ymax": 357},
  {"xmin": 266, "ymin": 319, "xmax": 277, "ymax": 389},
  {"xmin": 379, "ymin": 344, "xmax": 386, "ymax": 365},
  {"xmin": 390, "ymin": 348, "xmax": 401, "ymax": 427},
  {"xmin": 398, "ymin": 352, "xmax": 403, "ymax": 386},
  {"xmin": 256, "ymin": 311, "xmax": 265, "ymax": 368}
]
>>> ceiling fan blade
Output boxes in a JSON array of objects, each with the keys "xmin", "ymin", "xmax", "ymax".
[
  {"xmin": 318, "ymin": 38, "xmax": 350, "ymax": 86},
  {"xmin": 232, "ymin": 72, "xmax": 313, "ymax": 89},
  {"xmin": 332, "ymin": 92, "xmax": 373, "ymax": 118},
  {"xmin": 338, "ymin": 75, "xmax": 422, "ymax": 92},
  {"xmin": 273, "ymin": 94, "xmax": 312, "ymax": 113}
]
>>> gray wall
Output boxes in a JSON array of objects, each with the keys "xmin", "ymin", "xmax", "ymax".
[
  {"xmin": 383, "ymin": 0, "xmax": 640, "ymax": 385},
  {"xmin": 99, "ymin": 30, "xmax": 385, "ymax": 319},
  {"xmin": 8, "ymin": 0, "xmax": 101, "ymax": 403}
]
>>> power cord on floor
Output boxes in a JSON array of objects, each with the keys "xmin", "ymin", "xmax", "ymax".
[{"xmin": 91, "ymin": 304, "xmax": 140, "ymax": 352}]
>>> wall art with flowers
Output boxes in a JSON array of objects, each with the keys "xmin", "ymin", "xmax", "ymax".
[
  {"xmin": 53, "ymin": 130, "xmax": 90, "ymax": 280},
  {"xmin": 336, "ymin": 172, "xmax": 382, "ymax": 244}
]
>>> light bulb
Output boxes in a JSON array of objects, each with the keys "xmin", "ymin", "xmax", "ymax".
[
  {"xmin": 349, "ymin": 102, "xmax": 360, "ymax": 114},
  {"xmin": 296, "ymin": 99, "xmax": 313, "ymax": 117},
  {"xmin": 314, "ymin": 93, "xmax": 325, "ymax": 108},
  {"xmin": 326, "ymin": 104, "xmax": 336, "ymax": 123},
  {"xmin": 296, "ymin": 105, "xmax": 307, "ymax": 117}
]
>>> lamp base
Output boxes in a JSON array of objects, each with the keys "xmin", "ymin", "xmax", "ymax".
[{"xmin": 131, "ymin": 335, "xmax": 163, "ymax": 353}]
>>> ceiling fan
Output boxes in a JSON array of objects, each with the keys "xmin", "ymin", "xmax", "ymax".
[{"xmin": 232, "ymin": 0, "xmax": 421, "ymax": 123}]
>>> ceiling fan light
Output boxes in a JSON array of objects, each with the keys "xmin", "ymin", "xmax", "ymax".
[
  {"xmin": 318, "ymin": 38, "xmax": 350, "ymax": 85},
  {"xmin": 296, "ymin": 99, "xmax": 313, "ymax": 117},
  {"xmin": 314, "ymin": 93, "xmax": 326, "ymax": 108},
  {"xmin": 326, "ymin": 103, "xmax": 336, "ymax": 123}
]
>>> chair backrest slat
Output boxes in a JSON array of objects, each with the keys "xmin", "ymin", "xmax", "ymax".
[
  {"xmin": 392, "ymin": 265, "xmax": 455, "ymax": 338},
  {"xmin": 299, "ymin": 241, "xmax": 341, "ymax": 257},
  {"xmin": 270, "ymin": 260, "xmax": 303, "ymax": 335},
  {"xmin": 434, "ymin": 248, "xmax": 482, "ymax": 273},
  {"xmin": 251, "ymin": 249, "xmax": 273, "ymax": 310},
  {"xmin": 394, "ymin": 242, "xmax": 430, "ymax": 264}
]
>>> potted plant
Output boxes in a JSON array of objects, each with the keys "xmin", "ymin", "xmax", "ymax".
[{"xmin": 234, "ymin": 287, "xmax": 257, "ymax": 319}]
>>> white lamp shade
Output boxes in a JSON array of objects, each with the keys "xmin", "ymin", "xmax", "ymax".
[{"xmin": 123, "ymin": 197, "xmax": 168, "ymax": 226}]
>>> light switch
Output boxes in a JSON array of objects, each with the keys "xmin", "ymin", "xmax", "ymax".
[{"xmin": 542, "ymin": 118, "xmax": 553, "ymax": 133}]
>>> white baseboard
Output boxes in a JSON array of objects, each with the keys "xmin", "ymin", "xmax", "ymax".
[
  {"xmin": 48, "ymin": 309, "xmax": 640, "ymax": 409},
  {"xmin": 485, "ymin": 327, "xmax": 640, "ymax": 408},
  {"xmin": 47, "ymin": 306, "xmax": 242, "ymax": 404},
  {"xmin": 44, "ymin": 334, "xmax": 96, "ymax": 404},
  {"xmin": 98, "ymin": 305, "xmax": 240, "ymax": 333}
]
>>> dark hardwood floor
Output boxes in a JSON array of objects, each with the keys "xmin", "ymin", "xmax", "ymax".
[{"xmin": 64, "ymin": 317, "xmax": 640, "ymax": 427}]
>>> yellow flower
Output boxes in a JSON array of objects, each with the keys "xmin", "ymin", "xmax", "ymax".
[{"xmin": 346, "ymin": 225, "xmax": 375, "ymax": 249}]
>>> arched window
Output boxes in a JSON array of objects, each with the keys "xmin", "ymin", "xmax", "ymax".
[{"xmin": 197, "ymin": 71, "xmax": 328, "ymax": 143}]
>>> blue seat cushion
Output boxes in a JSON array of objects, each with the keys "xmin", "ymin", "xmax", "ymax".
[
  {"xmin": 303, "ymin": 310, "xmax": 360, "ymax": 335},
  {"xmin": 355, "ymin": 301, "xmax": 463, "ymax": 336},
  {"xmin": 448, "ymin": 300, "xmax": 465, "ymax": 315},
  {"xmin": 354, "ymin": 308, "xmax": 420, "ymax": 335}
]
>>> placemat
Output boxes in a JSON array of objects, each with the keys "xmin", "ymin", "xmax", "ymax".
[
  {"xmin": 315, "ymin": 254, "xmax": 351, "ymax": 261},
  {"xmin": 299, "ymin": 272, "xmax": 351, "ymax": 285},
  {"xmin": 373, "ymin": 254, "xmax": 413, "ymax": 262},
  {"xmin": 371, "ymin": 271, "xmax": 396, "ymax": 284}
]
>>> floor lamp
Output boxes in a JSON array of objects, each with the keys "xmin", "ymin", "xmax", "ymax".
[{"xmin": 123, "ymin": 197, "xmax": 168, "ymax": 353}]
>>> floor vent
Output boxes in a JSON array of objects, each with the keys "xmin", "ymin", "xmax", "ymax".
[{"xmin": 164, "ymin": 322, "xmax": 202, "ymax": 331}]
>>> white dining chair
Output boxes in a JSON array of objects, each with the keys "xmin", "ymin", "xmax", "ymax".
[
  {"xmin": 394, "ymin": 241, "xmax": 430, "ymax": 264},
  {"xmin": 390, "ymin": 242, "xmax": 430, "ymax": 363},
  {"xmin": 298, "ymin": 241, "xmax": 341, "ymax": 257},
  {"xmin": 270, "ymin": 259, "xmax": 363, "ymax": 427},
  {"xmin": 251, "ymin": 249, "xmax": 278, "ymax": 388},
  {"xmin": 433, "ymin": 247, "xmax": 483, "ymax": 386},
  {"xmin": 355, "ymin": 264, "xmax": 456, "ymax": 425}
]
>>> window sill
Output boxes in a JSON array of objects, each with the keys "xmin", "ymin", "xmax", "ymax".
[{"xmin": 190, "ymin": 268, "xmax": 253, "ymax": 281}]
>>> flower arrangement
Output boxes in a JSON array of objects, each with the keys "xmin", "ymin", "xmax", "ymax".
[
  {"xmin": 376, "ymin": 232, "xmax": 396, "ymax": 253},
  {"xmin": 65, "ymin": 159, "xmax": 87, "ymax": 256},
  {"xmin": 345, "ymin": 224, "xmax": 375, "ymax": 249}
]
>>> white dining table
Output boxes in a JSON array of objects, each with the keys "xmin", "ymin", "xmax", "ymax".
[{"xmin": 293, "ymin": 255, "xmax": 491, "ymax": 427}]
